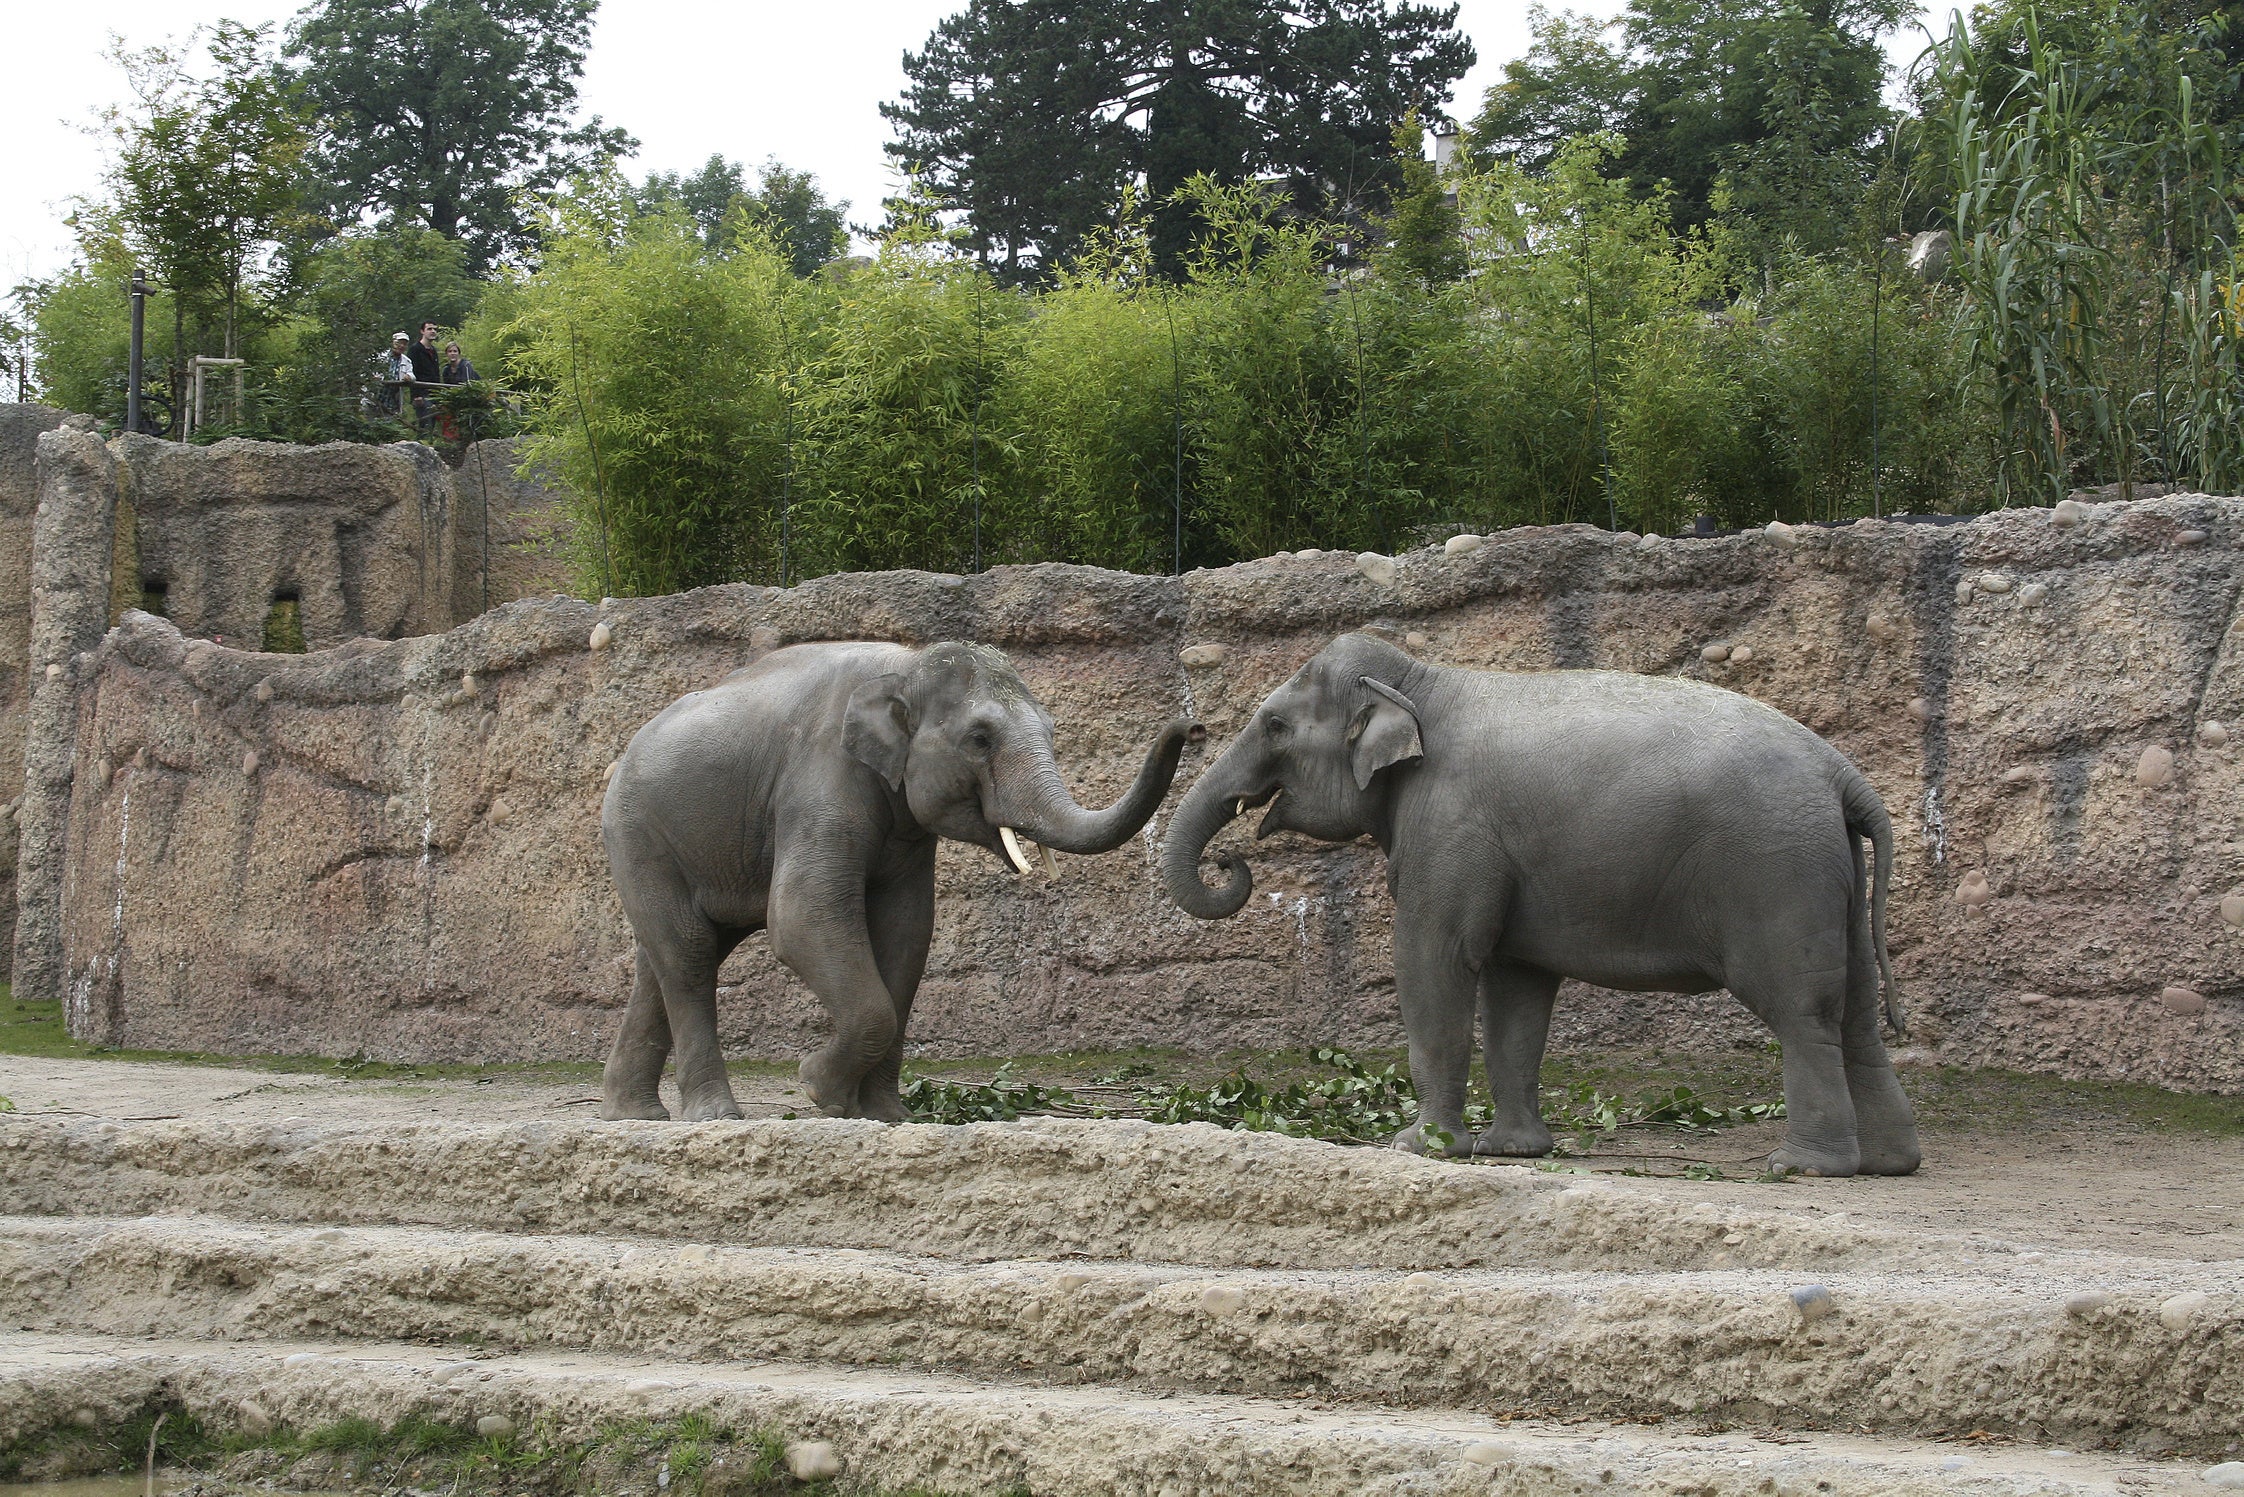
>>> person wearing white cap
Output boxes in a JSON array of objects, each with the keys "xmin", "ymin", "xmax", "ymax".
[{"xmin": 376, "ymin": 332, "xmax": 415, "ymax": 415}]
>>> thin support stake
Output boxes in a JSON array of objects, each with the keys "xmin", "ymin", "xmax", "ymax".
[
  {"xmin": 1167, "ymin": 293, "xmax": 1184, "ymax": 575},
  {"xmin": 567, "ymin": 324, "xmax": 615, "ymax": 599}
]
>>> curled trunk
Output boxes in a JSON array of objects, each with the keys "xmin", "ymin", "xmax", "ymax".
[
  {"xmin": 1005, "ymin": 719, "xmax": 1199, "ymax": 855},
  {"xmin": 1159, "ymin": 750, "xmax": 1255, "ymax": 919}
]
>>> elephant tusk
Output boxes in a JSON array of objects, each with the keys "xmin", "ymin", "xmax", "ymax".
[
  {"xmin": 1039, "ymin": 841, "xmax": 1060, "ymax": 878},
  {"xmin": 1233, "ymin": 798, "xmax": 1248, "ymax": 818},
  {"xmin": 999, "ymin": 825, "xmax": 1035, "ymax": 876}
]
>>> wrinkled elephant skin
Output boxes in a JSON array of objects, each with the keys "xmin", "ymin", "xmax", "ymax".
[
  {"xmin": 1160, "ymin": 633, "xmax": 1919, "ymax": 1178},
  {"xmin": 603, "ymin": 641, "xmax": 1196, "ymax": 1123}
]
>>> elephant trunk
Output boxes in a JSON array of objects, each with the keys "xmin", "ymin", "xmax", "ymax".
[
  {"xmin": 1003, "ymin": 719, "xmax": 1200, "ymax": 856},
  {"xmin": 1159, "ymin": 744, "xmax": 1257, "ymax": 920}
]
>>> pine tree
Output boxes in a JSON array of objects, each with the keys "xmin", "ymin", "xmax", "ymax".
[{"xmin": 884, "ymin": 0, "xmax": 1475, "ymax": 279}]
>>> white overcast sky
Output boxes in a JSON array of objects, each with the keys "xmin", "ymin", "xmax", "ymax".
[{"xmin": 4, "ymin": 0, "xmax": 1933, "ymax": 290}]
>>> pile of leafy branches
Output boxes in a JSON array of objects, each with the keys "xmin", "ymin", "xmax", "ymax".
[{"xmin": 900, "ymin": 1047, "xmax": 1781, "ymax": 1156}]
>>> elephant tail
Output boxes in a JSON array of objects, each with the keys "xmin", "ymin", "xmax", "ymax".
[{"xmin": 1839, "ymin": 766, "xmax": 1908, "ymax": 1041}]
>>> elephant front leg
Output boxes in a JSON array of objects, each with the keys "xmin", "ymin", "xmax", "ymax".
[
  {"xmin": 856, "ymin": 855, "xmax": 937, "ymax": 1124},
  {"xmin": 769, "ymin": 866, "xmax": 899, "ymax": 1120},
  {"xmin": 1475, "ymin": 959, "xmax": 1560, "ymax": 1158},
  {"xmin": 1390, "ymin": 907, "xmax": 1480, "ymax": 1159}
]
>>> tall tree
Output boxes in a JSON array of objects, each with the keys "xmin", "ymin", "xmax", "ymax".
[
  {"xmin": 641, "ymin": 155, "xmax": 851, "ymax": 275},
  {"xmin": 884, "ymin": 0, "xmax": 1475, "ymax": 278},
  {"xmin": 286, "ymin": 0, "xmax": 635, "ymax": 272},
  {"xmin": 1469, "ymin": 0, "xmax": 1905, "ymax": 247},
  {"xmin": 93, "ymin": 23, "xmax": 310, "ymax": 361}
]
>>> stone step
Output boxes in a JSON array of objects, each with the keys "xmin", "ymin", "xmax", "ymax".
[
  {"xmin": 0, "ymin": 1112, "xmax": 2064, "ymax": 1274},
  {"xmin": 0, "ymin": 1332, "xmax": 2221, "ymax": 1497},
  {"xmin": 3, "ymin": 1215, "xmax": 2236, "ymax": 1454}
]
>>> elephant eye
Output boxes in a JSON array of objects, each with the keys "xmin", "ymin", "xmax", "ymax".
[
  {"xmin": 1263, "ymin": 715, "xmax": 1289, "ymax": 739},
  {"xmin": 966, "ymin": 728, "xmax": 993, "ymax": 754}
]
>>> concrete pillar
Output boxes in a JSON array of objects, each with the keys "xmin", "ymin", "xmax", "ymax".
[{"xmin": 12, "ymin": 429, "xmax": 118, "ymax": 1002}]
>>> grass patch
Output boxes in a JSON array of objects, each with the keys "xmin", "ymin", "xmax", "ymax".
[
  {"xmin": 1, "ymin": 1406, "xmax": 1007, "ymax": 1496},
  {"xmin": 0, "ymin": 984, "xmax": 600, "ymax": 1084}
]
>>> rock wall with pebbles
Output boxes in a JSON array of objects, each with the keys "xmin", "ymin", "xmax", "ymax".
[
  {"xmin": 0, "ymin": 405, "xmax": 74, "ymax": 975},
  {"xmin": 18, "ymin": 433, "xmax": 2244, "ymax": 1088}
]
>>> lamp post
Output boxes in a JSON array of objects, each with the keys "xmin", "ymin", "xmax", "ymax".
[{"xmin": 127, "ymin": 268, "xmax": 148, "ymax": 435}]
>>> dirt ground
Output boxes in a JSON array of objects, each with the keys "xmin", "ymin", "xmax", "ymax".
[{"xmin": 4, "ymin": 1037, "xmax": 2238, "ymax": 1264}]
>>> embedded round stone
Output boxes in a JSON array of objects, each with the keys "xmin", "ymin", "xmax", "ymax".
[
  {"xmin": 1789, "ymin": 1284, "xmax": 1836, "ymax": 1321},
  {"xmin": 2199, "ymin": 720, "xmax": 2229, "ymax": 748},
  {"xmin": 1701, "ymin": 643, "xmax": 1731, "ymax": 663},
  {"xmin": 1907, "ymin": 697, "xmax": 1933, "ymax": 723},
  {"xmin": 1975, "ymin": 573, "xmax": 2013, "ymax": 593},
  {"xmin": 2159, "ymin": 986, "xmax": 2207, "ymax": 1017},
  {"xmin": 784, "ymin": 1442, "xmax": 842, "ymax": 1481},
  {"xmin": 1179, "ymin": 644, "xmax": 1227, "ymax": 669},
  {"xmin": 2204, "ymin": 1460, "xmax": 2244, "ymax": 1490},
  {"xmin": 476, "ymin": 1415, "xmax": 513, "ymax": 1438},
  {"xmin": 2018, "ymin": 581, "xmax": 2048, "ymax": 604},
  {"xmin": 1954, "ymin": 871, "xmax": 1992, "ymax": 908},
  {"xmin": 2051, "ymin": 498, "xmax": 2089, "ymax": 528},
  {"xmin": 1199, "ymin": 1285, "xmax": 1247, "ymax": 1316},
  {"xmin": 1460, "ymin": 1442, "xmax": 1514, "ymax": 1467},
  {"xmin": 242, "ymin": 750, "xmax": 260, "ymax": 776},
  {"xmin": 254, "ymin": 678, "xmax": 273, "ymax": 703},
  {"xmin": 1955, "ymin": 580, "xmax": 1976, "ymax": 604},
  {"xmin": 1355, "ymin": 552, "xmax": 1397, "ymax": 587},
  {"xmin": 2158, "ymin": 1290, "xmax": 2210, "ymax": 1330},
  {"xmin": 2221, "ymin": 892, "xmax": 2244, "ymax": 928},
  {"xmin": 1729, "ymin": 645, "xmax": 1753, "ymax": 664},
  {"xmin": 2136, "ymin": 745, "xmax": 2175, "ymax": 788},
  {"xmin": 589, "ymin": 621, "xmax": 613, "ymax": 651},
  {"xmin": 2064, "ymin": 1290, "xmax": 2111, "ymax": 1316},
  {"xmin": 2177, "ymin": 529, "xmax": 2209, "ymax": 546},
  {"xmin": 1443, "ymin": 533, "xmax": 1484, "ymax": 555},
  {"xmin": 1404, "ymin": 632, "xmax": 1428, "ymax": 651}
]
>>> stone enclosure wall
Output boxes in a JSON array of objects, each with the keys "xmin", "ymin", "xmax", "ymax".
[
  {"xmin": 0, "ymin": 409, "xmax": 570, "ymax": 980},
  {"xmin": 12, "ymin": 418, "xmax": 2243, "ymax": 1091}
]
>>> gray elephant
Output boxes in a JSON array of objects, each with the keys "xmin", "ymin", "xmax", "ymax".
[
  {"xmin": 602, "ymin": 640, "xmax": 1196, "ymax": 1123},
  {"xmin": 1160, "ymin": 632, "xmax": 1919, "ymax": 1178}
]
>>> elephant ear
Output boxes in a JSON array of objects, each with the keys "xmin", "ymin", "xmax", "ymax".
[
  {"xmin": 1348, "ymin": 676, "xmax": 1424, "ymax": 790},
  {"xmin": 844, "ymin": 674, "xmax": 914, "ymax": 790}
]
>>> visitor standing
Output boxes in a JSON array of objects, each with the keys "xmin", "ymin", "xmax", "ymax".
[
  {"xmin": 409, "ymin": 320, "xmax": 442, "ymax": 429},
  {"xmin": 377, "ymin": 332, "xmax": 415, "ymax": 414},
  {"xmin": 438, "ymin": 341, "xmax": 479, "ymax": 441}
]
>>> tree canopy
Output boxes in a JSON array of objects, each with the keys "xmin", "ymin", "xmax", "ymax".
[
  {"xmin": 883, "ymin": 0, "xmax": 1475, "ymax": 278},
  {"xmin": 639, "ymin": 155, "xmax": 851, "ymax": 275},
  {"xmin": 285, "ymin": 0, "xmax": 635, "ymax": 271},
  {"xmin": 1470, "ymin": 0, "xmax": 1905, "ymax": 251}
]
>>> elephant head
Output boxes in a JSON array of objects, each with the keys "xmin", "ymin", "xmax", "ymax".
[
  {"xmin": 846, "ymin": 641, "xmax": 1198, "ymax": 871},
  {"xmin": 1162, "ymin": 633, "xmax": 1424, "ymax": 917}
]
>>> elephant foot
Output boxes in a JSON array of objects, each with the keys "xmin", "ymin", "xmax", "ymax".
[
  {"xmin": 597, "ymin": 1093, "xmax": 670, "ymax": 1122},
  {"xmin": 1854, "ymin": 1132, "xmax": 1922, "ymax": 1175},
  {"xmin": 1767, "ymin": 1135, "xmax": 1860, "ymax": 1178},
  {"xmin": 679, "ymin": 1091, "xmax": 744, "ymax": 1122},
  {"xmin": 1392, "ymin": 1121, "xmax": 1474, "ymax": 1158},
  {"xmin": 1473, "ymin": 1118, "xmax": 1555, "ymax": 1158},
  {"xmin": 798, "ymin": 1054, "xmax": 860, "ymax": 1117},
  {"xmin": 855, "ymin": 1089, "xmax": 909, "ymax": 1124}
]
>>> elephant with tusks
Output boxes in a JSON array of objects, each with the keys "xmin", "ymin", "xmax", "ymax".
[
  {"xmin": 602, "ymin": 640, "xmax": 1198, "ymax": 1124},
  {"xmin": 1160, "ymin": 632, "xmax": 1919, "ymax": 1178}
]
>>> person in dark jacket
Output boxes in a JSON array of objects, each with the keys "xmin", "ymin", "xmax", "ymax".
[
  {"xmin": 441, "ymin": 341, "xmax": 477, "ymax": 384},
  {"xmin": 408, "ymin": 320, "xmax": 442, "ymax": 428}
]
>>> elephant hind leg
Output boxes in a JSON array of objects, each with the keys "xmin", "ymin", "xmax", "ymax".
[
  {"xmin": 1841, "ymin": 841, "xmax": 1922, "ymax": 1174},
  {"xmin": 1473, "ymin": 960, "xmax": 1560, "ymax": 1158},
  {"xmin": 599, "ymin": 944, "xmax": 672, "ymax": 1121},
  {"xmin": 1733, "ymin": 954, "xmax": 1860, "ymax": 1178},
  {"xmin": 622, "ymin": 902, "xmax": 744, "ymax": 1123}
]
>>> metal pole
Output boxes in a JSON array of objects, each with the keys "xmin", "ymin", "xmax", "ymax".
[
  {"xmin": 1167, "ymin": 294, "xmax": 1184, "ymax": 575},
  {"xmin": 127, "ymin": 269, "xmax": 147, "ymax": 435},
  {"xmin": 1870, "ymin": 239, "xmax": 1883, "ymax": 520}
]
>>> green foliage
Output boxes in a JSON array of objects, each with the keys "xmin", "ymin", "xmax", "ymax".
[
  {"xmin": 285, "ymin": 0, "xmax": 635, "ymax": 272},
  {"xmin": 508, "ymin": 182, "xmax": 805, "ymax": 595},
  {"xmin": 642, "ymin": 155, "xmax": 851, "ymax": 275},
  {"xmin": 884, "ymin": 0, "xmax": 1477, "ymax": 277},
  {"xmin": 900, "ymin": 1045, "xmax": 1784, "ymax": 1153}
]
